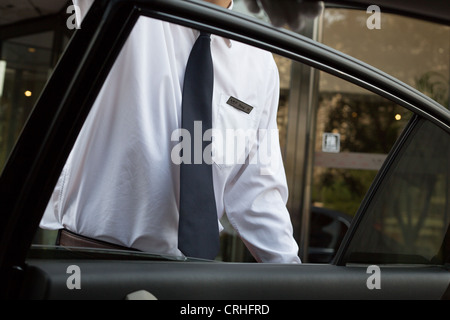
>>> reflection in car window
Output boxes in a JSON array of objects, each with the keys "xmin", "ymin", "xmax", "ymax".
[{"xmin": 344, "ymin": 119, "xmax": 450, "ymax": 265}]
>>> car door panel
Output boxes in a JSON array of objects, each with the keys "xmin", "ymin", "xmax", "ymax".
[{"xmin": 21, "ymin": 258, "xmax": 449, "ymax": 300}]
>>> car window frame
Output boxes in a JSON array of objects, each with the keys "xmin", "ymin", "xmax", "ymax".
[
  {"xmin": 1, "ymin": 0, "xmax": 450, "ymax": 296},
  {"xmin": 341, "ymin": 116, "xmax": 450, "ymax": 266},
  {"xmin": 334, "ymin": 115, "xmax": 450, "ymax": 265}
]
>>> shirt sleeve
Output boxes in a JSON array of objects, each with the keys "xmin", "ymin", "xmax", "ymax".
[{"xmin": 223, "ymin": 55, "xmax": 301, "ymax": 264}]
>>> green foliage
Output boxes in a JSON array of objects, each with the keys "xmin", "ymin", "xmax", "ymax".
[{"xmin": 314, "ymin": 169, "xmax": 377, "ymax": 216}]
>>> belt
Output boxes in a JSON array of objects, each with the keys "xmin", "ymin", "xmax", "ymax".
[{"xmin": 57, "ymin": 229, "xmax": 139, "ymax": 251}]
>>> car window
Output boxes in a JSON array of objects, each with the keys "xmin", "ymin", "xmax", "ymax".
[
  {"xmin": 27, "ymin": 9, "xmax": 419, "ymax": 265},
  {"xmin": 343, "ymin": 119, "xmax": 450, "ymax": 265},
  {"xmin": 1, "ymin": 1, "xmax": 444, "ymax": 265},
  {"xmin": 232, "ymin": 1, "xmax": 448, "ymax": 262}
]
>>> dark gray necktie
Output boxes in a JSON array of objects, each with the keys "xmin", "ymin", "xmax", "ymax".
[{"xmin": 178, "ymin": 32, "xmax": 220, "ymax": 260}]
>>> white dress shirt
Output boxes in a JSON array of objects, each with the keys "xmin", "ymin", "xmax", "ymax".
[{"xmin": 40, "ymin": 0, "xmax": 301, "ymax": 263}]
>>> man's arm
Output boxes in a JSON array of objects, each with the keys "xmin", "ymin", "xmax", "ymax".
[{"xmin": 223, "ymin": 57, "xmax": 301, "ymax": 264}]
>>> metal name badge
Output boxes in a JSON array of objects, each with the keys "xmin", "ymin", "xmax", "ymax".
[{"xmin": 226, "ymin": 96, "xmax": 254, "ymax": 114}]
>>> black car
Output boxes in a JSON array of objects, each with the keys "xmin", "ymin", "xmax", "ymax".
[{"xmin": 0, "ymin": 0, "xmax": 449, "ymax": 301}]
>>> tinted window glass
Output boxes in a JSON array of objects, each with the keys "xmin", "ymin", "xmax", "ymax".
[{"xmin": 344, "ymin": 119, "xmax": 450, "ymax": 265}]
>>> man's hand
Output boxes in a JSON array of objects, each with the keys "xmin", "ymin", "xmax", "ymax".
[{"xmin": 243, "ymin": 0, "xmax": 323, "ymax": 32}]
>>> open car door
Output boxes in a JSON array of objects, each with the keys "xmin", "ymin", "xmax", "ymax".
[{"xmin": 0, "ymin": 0, "xmax": 449, "ymax": 301}]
